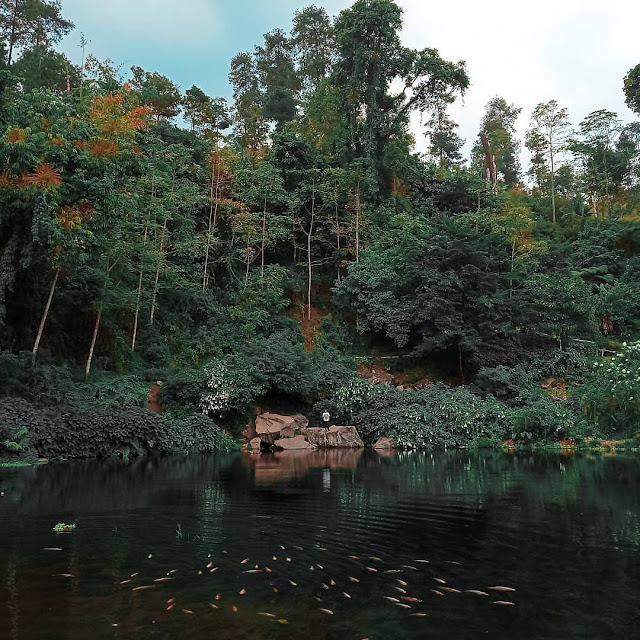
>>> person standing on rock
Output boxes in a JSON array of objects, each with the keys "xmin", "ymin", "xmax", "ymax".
[{"xmin": 322, "ymin": 410, "xmax": 330, "ymax": 426}]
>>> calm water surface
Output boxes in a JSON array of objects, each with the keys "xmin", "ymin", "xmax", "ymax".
[{"xmin": 1, "ymin": 449, "xmax": 640, "ymax": 639}]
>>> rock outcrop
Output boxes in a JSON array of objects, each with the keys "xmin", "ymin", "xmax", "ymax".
[
  {"xmin": 307, "ymin": 426, "xmax": 364, "ymax": 449},
  {"xmin": 255, "ymin": 413, "xmax": 297, "ymax": 444}
]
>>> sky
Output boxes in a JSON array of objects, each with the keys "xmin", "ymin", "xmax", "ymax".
[{"xmin": 56, "ymin": 0, "xmax": 640, "ymax": 167}]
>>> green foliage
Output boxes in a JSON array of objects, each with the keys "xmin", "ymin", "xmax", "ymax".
[
  {"xmin": 0, "ymin": 396, "xmax": 233, "ymax": 459},
  {"xmin": 581, "ymin": 341, "xmax": 640, "ymax": 436}
]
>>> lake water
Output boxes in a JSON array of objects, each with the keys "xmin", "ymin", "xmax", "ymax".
[{"xmin": 1, "ymin": 449, "xmax": 640, "ymax": 639}]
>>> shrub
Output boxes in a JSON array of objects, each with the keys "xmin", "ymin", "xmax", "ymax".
[{"xmin": 0, "ymin": 397, "xmax": 234, "ymax": 459}]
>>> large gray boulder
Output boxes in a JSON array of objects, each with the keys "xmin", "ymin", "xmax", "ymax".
[{"xmin": 307, "ymin": 426, "xmax": 364, "ymax": 448}]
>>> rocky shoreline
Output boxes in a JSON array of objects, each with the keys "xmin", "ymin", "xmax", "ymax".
[{"xmin": 246, "ymin": 412, "xmax": 395, "ymax": 453}]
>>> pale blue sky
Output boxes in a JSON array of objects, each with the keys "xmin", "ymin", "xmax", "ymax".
[{"xmin": 56, "ymin": 0, "xmax": 639, "ymax": 163}]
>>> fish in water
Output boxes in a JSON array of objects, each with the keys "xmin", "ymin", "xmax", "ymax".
[
  {"xmin": 366, "ymin": 567, "xmax": 377, "ymax": 573},
  {"xmin": 244, "ymin": 570, "xmax": 262, "ymax": 574},
  {"xmin": 209, "ymin": 603, "xmax": 218, "ymax": 610},
  {"xmin": 384, "ymin": 570, "xmax": 402, "ymax": 574},
  {"xmin": 322, "ymin": 583, "xmax": 330, "ymax": 590},
  {"xmin": 431, "ymin": 590, "xmax": 444, "ymax": 596},
  {"xmin": 402, "ymin": 597, "xmax": 422, "ymax": 603},
  {"xmin": 343, "ymin": 592, "xmax": 351, "ymax": 599},
  {"xmin": 167, "ymin": 599, "xmax": 176, "ymax": 605},
  {"xmin": 206, "ymin": 562, "xmax": 213, "ymax": 569},
  {"xmin": 393, "ymin": 587, "xmax": 407, "ymax": 594},
  {"xmin": 349, "ymin": 555, "xmax": 359, "ymax": 560},
  {"xmin": 215, "ymin": 594, "xmax": 222, "ymax": 601},
  {"xmin": 441, "ymin": 587, "xmax": 461, "ymax": 594},
  {"xmin": 132, "ymin": 585, "xmax": 155, "ymax": 591},
  {"xmin": 413, "ymin": 560, "xmax": 430, "ymax": 564},
  {"xmin": 397, "ymin": 579, "xmax": 408, "ymax": 586},
  {"xmin": 241, "ymin": 558, "xmax": 249, "ymax": 564},
  {"xmin": 119, "ymin": 580, "xmax": 131, "ymax": 585},
  {"xmin": 258, "ymin": 612, "xmax": 276, "ymax": 617},
  {"xmin": 131, "ymin": 573, "xmax": 139, "ymax": 578},
  {"xmin": 239, "ymin": 589, "xmax": 246, "ymax": 595},
  {"xmin": 210, "ymin": 567, "xmax": 218, "ymax": 573},
  {"xmin": 410, "ymin": 613, "xmax": 428, "ymax": 617},
  {"xmin": 319, "ymin": 608, "xmax": 334, "ymax": 615},
  {"xmin": 466, "ymin": 590, "xmax": 489, "ymax": 597},
  {"xmin": 294, "ymin": 545, "xmax": 304, "ymax": 551},
  {"xmin": 154, "ymin": 577, "xmax": 172, "ymax": 583},
  {"xmin": 488, "ymin": 586, "xmax": 516, "ymax": 593},
  {"xmin": 182, "ymin": 608, "xmax": 194, "ymax": 615},
  {"xmin": 166, "ymin": 604, "xmax": 175, "ymax": 611},
  {"xmin": 349, "ymin": 576, "xmax": 360, "ymax": 583},
  {"xmin": 492, "ymin": 601, "xmax": 515, "ymax": 606},
  {"xmin": 288, "ymin": 580, "xmax": 298, "ymax": 587},
  {"xmin": 394, "ymin": 603, "xmax": 412, "ymax": 609},
  {"xmin": 316, "ymin": 564, "xmax": 324, "ymax": 570},
  {"xmin": 330, "ymin": 579, "xmax": 336, "ymax": 586},
  {"xmin": 53, "ymin": 573, "xmax": 72, "ymax": 578},
  {"xmin": 286, "ymin": 557, "xmax": 292, "ymax": 562},
  {"xmin": 42, "ymin": 548, "xmax": 63, "ymax": 551},
  {"xmin": 384, "ymin": 597, "xmax": 400, "ymax": 603},
  {"xmin": 369, "ymin": 556, "xmax": 382, "ymax": 562},
  {"xmin": 433, "ymin": 578, "xmax": 446, "ymax": 585},
  {"xmin": 232, "ymin": 605, "xmax": 238, "ymax": 613}
]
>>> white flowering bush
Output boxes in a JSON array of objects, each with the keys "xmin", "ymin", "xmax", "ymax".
[
  {"xmin": 199, "ymin": 356, "xmax": 264, "ymax": 418},
  {"xmin": 582, "ymin": 341, "xmax": 640, "ymax": 435}
]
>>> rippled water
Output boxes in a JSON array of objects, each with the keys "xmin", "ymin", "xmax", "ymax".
[{"xmin": 1, "ymin": 449, "xmax": 640, "ymax": 639}]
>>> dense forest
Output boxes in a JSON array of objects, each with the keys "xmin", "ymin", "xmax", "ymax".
[{"xmin": 1, "ymin": 0, "xmax": 640, "ymax": 458}]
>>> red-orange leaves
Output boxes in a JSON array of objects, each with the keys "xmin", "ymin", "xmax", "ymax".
[
  {"xmin": 23, "ymin": 163, "xmax": 62, "ymax": 189},
  {"xmin": 7, "ymin": 128, "xmax": 27, "ymax": 143}
]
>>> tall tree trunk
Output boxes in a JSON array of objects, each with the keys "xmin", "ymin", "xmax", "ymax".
[
  {"xmin": 510, "ymin": 237, "xmax": 516, "ymax": 300},
  {"xmin": 85, "ymin": 306, "xmax": 102, "ymax": 379},
  {"xmin": 203, "ymin": 149, "xmax": 222, "ymax": 289},
  {"xmin": 335, "ymin": 202, "xmax": 341, "ymax": 281},
  {"xmin": 458, "ymin": 342, "xmax": 465, "ymax": 384},
  {"xmin": 32, "ymin": 267, "xmax": 59, "ymax": 364},
  {"xmin": 131, "ymin": 225, "xmax": 148, "ymax": 351},
  {"xmin": 260, "ymin": 197, "xmax": 267, "ymax": 282},
  {"xmin": 355, "ymin": 181, "xmax": 361, "ymax": 263},
  {"xmin": 244, "ymin": 237, "xmax": 251, "ymax": 288},
  {"xmin": 150, "ymin": 216, "xmax": 168, "ymax": 325},
  {"xmin": 6, "ymin": 0, "xmax": 19, "ymax": 66},
  {"xmin": 307, "ymin": 185, "xmax": 315, "ymax": 321},
  {"xmin": 550, "ymin": 135, "xmax": 556, "ymax": 224}
]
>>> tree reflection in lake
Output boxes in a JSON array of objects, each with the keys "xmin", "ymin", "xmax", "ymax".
[{"xmin": 1, "ymin": 450, "xmax": 640, "ymax": 639}]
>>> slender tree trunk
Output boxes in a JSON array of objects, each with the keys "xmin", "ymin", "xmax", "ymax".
[
  {"xmin": 32, "ymin": 267, "xmax": 60, "ymax": 364},
  {"xmin": 150, "ymin": 216, "xmax": 168, "ymax": 325},
  {"xmin": 510, "ymin": 237, "xmax": 516, "ymax": 300},
  {"xmin": 85, "ymin": 306, "xmax": 102, "ymax": 379},
  {"xmin": 307, "ymin": 185, "xmax": 315, "ymax": 322},
  {"xmin": 260, "ymin": 197, "xmax": 267, "ymax": 282},
  {"xmin": 550, "ymin": 136, "xmax": 556, "ymax": 224},
  {"xmin": 131, "ymin": 225, "xmax": 148, "ymax": 352},
  {"xmin": 355, "ymin": 181, "xmax": 361, "ymax": 263},
  {"xmin": 244, "ymin": 238, "xmax": 251, "ymax": 288},
  {"xmin": 458, "ymin": 342, "xmax": 465, "ymax": 384},
  {"xmin": 7, "ymin": 0, "xmax": 19, "ymax": 66},
  {"xmin": 335, "ymin": 202, "xmax": 341, "ymax": 281},
  {"xmin": 203, "ymin": 148, "xmax": 222, "ymax": 289}
]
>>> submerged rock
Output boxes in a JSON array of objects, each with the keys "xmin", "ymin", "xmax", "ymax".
[
  {"xmin": 273, "ymin": 435, "xmax": 316, "ymax": 450},
  {"xmin": 307, "ymin": 426, "xmax": 364, "ymax": 448},
  {"xmin": 373, "ymin": 437, "xmax": 395, "ymax": 450}
]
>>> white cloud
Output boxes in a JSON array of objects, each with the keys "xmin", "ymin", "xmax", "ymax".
[{"xmin": 396, "ymin": 0, "xmax": 640, "ymax": 166}]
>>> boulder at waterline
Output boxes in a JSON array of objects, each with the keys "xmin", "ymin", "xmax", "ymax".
[
  {"xmin": 255, "ymin": 413, "xmax": 297, "ymax": 444},
  {"xmin": 273, "ymin": 435, "xmax": 316, "ymax": 450},
  {"xmin": 307, "ymin": 426, "xmax": 364, "ymax": 448}
]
